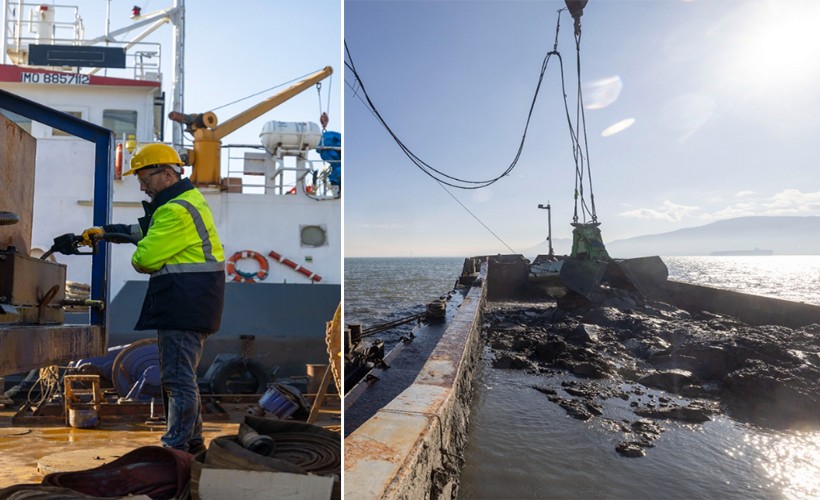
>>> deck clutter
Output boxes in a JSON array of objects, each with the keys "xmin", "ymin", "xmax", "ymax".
[{"xmin": 0, "ymin": 416, "xmax": 341, "ymax": 499}]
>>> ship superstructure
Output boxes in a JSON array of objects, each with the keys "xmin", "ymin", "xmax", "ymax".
[{"xmin": 0, "ymin": 0, "xmax": 341, "ymax": 381}]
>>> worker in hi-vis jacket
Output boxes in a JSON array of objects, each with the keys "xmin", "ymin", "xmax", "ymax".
[{"xmin": 82, "ymin": 143, "xmax": 225, "ymax": 455}]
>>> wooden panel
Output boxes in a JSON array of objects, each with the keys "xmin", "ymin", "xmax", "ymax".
[{"xmin": 0, "ymin": 114, "xmax": 36, "ymax": 254}]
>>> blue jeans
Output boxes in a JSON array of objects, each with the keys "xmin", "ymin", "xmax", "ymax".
[{"xmin": 157, "ymin": 329, "xmax": 207, "ymax": 451}]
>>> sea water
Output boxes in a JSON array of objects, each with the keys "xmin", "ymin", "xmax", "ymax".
[{"xmin": 344, "ymin": 255, "xmax": 820, "ymax": 499}]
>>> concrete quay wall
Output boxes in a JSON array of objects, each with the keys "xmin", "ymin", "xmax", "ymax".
[{"xmin": 344, "ymin": 265, "xmax": 486, "ymax": 499}]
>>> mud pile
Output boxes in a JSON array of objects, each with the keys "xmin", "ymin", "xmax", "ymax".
[{"xmin": 483, "ymin": 291, "xmax": 820, "ymax": 456}]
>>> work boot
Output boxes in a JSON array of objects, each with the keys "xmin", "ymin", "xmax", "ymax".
[{"xmin": 188, "ymin": 442, "xmax": 207, "ymax": 456}]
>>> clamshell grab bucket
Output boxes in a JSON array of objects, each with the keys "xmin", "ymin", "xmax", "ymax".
[
  {"xmin": 559, "ymin": 259, "xmax": 608, "ymax": 299},
  {"xmin": 607, "ymin": 256, "xmax": 669, "ymax": 297},
  {"xmin": 558, "ymin": 222, "xmax": 669, "ymax": 299}
]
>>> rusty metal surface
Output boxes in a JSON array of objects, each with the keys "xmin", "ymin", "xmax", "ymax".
[
  {"xmin": 12, "ymin": 398, "xmax": 232, "ymax": 426},
  {"xmin": 0, "ymin": 325, "xmax": 104, "ymax": 376},
  {"xmin": 343, "ymin": 292, "xmax": 463, "ymax": 437},
  {"xmin": 0, "ymin": 115, "xmax": 36, "ymax": 254},
  {"xmin": 0, "ymin": 251, "xmax": 67, "ymax": 306},
  {"xmin": 0, "ymin": 305, "xmax": 64, "ymax": 325},
  {"xmin": 486, "ymin": 254, "xmax": 530, "ymax": 300},
  {"xmin": 344, "ymin": 263, "xmax": 487, "ymax": 499}
]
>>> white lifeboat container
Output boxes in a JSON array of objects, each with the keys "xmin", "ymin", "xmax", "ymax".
[{"xmin": 260, "ymin": 121, "xmax": 322, "ymax": 153}]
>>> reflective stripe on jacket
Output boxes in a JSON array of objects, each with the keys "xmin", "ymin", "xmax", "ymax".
[{"xmin": 132, "ymin": 178, "xmax": 226, "ymax": 333}]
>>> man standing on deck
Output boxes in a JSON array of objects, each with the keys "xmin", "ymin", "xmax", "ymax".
[{"xmin": 81, "ymin": 143, "xmax": 225, "ymax": 455}]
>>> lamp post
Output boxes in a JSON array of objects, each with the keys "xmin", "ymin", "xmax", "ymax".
[{"xmin": 537, "ymin": 202, "xmax": 554, "ymax": 258}]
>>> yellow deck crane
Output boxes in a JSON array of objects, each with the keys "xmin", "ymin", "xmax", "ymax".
[{"xmin": 167, "ymin": 66, "xmax": 333, "ymax": 187}]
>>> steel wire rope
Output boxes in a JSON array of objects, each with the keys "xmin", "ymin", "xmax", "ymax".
[
  {"xmin": 561, "ymin": 19, "xmax": 597, "ymax": 224},
  {"xmin": 208, "ymin": 69, "xmax": 325, "ymax": 113},
  {"xmin": 344, "ymin": 39, "xmax": 557, "ymax": 190},
  {"xmin": 434, "ymin": 180, "xmax": 518, "ymax": 254},
  {"xmin": 316, "ymin": 73, "xmax": 333, "ymax": 124}
]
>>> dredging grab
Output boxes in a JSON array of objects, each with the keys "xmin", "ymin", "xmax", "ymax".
[{"xmin": 344, "ymin": 251, "xmax": 820, "ymax": 498}]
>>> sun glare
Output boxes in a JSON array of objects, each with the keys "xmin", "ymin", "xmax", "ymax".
[
  {"xmin": 601, "ymin": 118, "xmax": 635, "ymax": 137},
  {"xmin": 720, "ymin": 1, "xmax": 820, "ymax": 94},
  {"xmin": 584, "ymin": 76, "xmax": 622, "ymax": 110}
]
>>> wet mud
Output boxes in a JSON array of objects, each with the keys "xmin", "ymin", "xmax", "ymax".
[{"xmin": 483, "ymin": 291, "xmax": 820, "ymax": 457}]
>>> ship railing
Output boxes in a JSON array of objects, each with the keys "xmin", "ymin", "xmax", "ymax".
[
  {"xmin": 222, "ymin": 144, "xmax": 340, "ymax": 199},
  {"xmin": 2, "ymin": 1, "xmax": 162, "ymax": 82}
]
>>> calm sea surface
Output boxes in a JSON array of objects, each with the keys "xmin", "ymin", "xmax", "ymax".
[{"xmin": 344, "ymin": 255, "xmax": 820, "ymax": 499}]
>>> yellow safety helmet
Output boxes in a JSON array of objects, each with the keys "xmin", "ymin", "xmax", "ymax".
[{"xmin": 124, "ymin": 143, "xmax": 184, "ymax": 176}]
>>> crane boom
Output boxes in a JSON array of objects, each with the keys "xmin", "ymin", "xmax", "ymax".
[{"xmin": 179, "ymin": 66, "xmax": 333, "ymax": 186}]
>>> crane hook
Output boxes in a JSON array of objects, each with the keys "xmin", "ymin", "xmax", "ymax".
[{"xmin": 564, "ymin": 0, "xmax": 588, "ymax": 35}]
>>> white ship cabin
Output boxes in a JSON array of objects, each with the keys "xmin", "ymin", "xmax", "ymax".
[{"xmin": 0, "ymin": 1, "xmax": 341, "ymax": 300}]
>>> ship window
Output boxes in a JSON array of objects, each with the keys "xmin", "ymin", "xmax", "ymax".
[
  {"xmin": 0, "ymin": 110, "xmax": 32, "ymax": 134},
  {"xmin": 300, "ymin": 225, "xmax": 327, "ymax": 247},
  {"xmin": 51, "ymin": 111, "xmax": 83, "ymax": 136},
  {"xmin": 103, "ymin": 109, "xmax": 138, "ymax": 138}
]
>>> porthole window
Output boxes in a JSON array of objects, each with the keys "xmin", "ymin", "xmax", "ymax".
[{"xmin": 300, "ymin": 225, "xmax": 327, "ymax": 247}]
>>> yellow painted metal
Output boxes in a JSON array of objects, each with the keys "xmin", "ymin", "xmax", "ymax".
[
  {"xmin": 307, "ymin": 302, "xmax": 341, "ymax": 425},
  {"xmin": 189, "ymin": 66, "xmax": 333, "ymax": 186}
]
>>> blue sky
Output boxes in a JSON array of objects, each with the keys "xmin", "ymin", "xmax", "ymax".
[
  {"xmin": 344, "ymin": 0, "xmax": 820, "ymax": 257},
  {"xmin": 74, "ymin": 0, "xmax": 341, "ymax": 148}
]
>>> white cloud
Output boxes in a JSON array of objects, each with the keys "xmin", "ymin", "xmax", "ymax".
[
  {"xmin": 619, "ymin": 200, "xmax": 700, "ymax": 221},
  {"xmin": 624, "ymin": 189, "xmax": 820, "ymax": 226},
  {"xmin": 762, "ymin": 189, "xmax": 820, "ymax": 213},
  {"xmin": 713, "ymin": 189, "xmax": 820, "ymax": 216}
]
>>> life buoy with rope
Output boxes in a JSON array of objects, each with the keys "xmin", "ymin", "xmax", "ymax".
[{"xmin": 227, "ymin": 250, "xmax": 269, "ymax": 283}]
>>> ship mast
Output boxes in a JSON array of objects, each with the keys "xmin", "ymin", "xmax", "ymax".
[
  {"xmin": 88, "ymin": 0, "xmax": 185, "ymax": 147},
  {"xmin": 171, "ymin": 0, "xmax": 184, "ymax": 149}
]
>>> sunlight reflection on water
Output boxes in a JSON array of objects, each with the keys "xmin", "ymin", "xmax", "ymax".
[
  {"xmin": 664, "ymin": 255, "xmax": 820, "ymax": 305},
  {"xmin": 460, "ymin": 364, "xmax": 820, "ymax": 500}
]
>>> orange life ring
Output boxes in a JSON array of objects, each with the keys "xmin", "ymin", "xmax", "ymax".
[{"xmin": 227, "ymin": 250, "xmax": 269, "ymax": 283}]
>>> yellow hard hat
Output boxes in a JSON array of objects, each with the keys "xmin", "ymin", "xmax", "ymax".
[{"xmin": 124, "ymin": 143, "xmax": 184, "ymax": 176}]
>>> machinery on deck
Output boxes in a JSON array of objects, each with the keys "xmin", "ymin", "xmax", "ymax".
[
  {"xmin": 529, "ymin": 0, "xmax": 668, "ymax": 303},
  {"xmin": 167, "ymin": 65, "xmax": 336, "ymax": 194},
  {"xmin": 0, "ymin": 89, "xmax": 113, "ymax": 377}
]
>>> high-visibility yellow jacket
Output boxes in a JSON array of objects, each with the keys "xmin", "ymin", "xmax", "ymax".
[{"xmin": 106, "ymin": 178, "xmax": 225, "ymax": 333}]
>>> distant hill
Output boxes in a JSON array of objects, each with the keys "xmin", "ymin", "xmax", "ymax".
[{"xmin": 605, "ymin": 216, "xmax": 820, "ymax": 257}]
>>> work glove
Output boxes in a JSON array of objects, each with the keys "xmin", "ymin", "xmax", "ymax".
[{"xmin": 81, "ymin": 227, "xmax": 104, "ymax": 247}]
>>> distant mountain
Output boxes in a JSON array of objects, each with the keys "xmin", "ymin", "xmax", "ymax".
[{"xmin": 605, "ymin": 216, "xmax": 820, "ymax": 257}]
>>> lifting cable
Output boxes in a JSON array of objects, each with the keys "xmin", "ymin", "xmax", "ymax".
[
  {"xmin": 560, "ymin": 3, "xmax": 598, "ymax": 224},
  {"xmin": 434, "ymin": 180, "xmax": 518, "ymax": 254},
  {"xmin": 317, "ymin": 73, "xmax": 334, "ymax": 130},
  {"xmin": 345, "ymin": 4, "xmax": 600, "ymax": 244}
]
